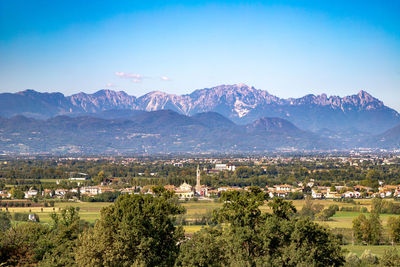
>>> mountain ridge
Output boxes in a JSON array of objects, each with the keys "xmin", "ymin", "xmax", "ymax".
[
  {"xmin": 1, "ymin": 84, "xmax": 398, "ymax": 134},
  {"xmin": 0, "ymin": 110, "xmax": 332, "ymax": 154}
]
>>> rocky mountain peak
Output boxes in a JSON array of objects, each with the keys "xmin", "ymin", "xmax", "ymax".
[
  {"xmin": 357, "ymin": 90, "xmax": 375, "ymax": 103},
  {"xmin": 92, "ymin": 89, "xmax": 129, "ymax": 97},
  {"xmin": 1, "ymin": 85, "xmax": 399, "ymax": 134}
]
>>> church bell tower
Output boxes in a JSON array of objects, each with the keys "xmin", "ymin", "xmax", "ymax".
[{"xmin": 195, "ymin": 164, "xmax": 201, "ymax": 194}]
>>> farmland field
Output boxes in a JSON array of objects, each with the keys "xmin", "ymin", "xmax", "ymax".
[
  {"xmin": 4, "ymin": 198, "xmax": 399, "ymax": 227},
  {"xmin": 343, "ymin": 245, "xmax": 400, "ymax": 257}
]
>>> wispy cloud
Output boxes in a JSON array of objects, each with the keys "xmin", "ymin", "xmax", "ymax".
[
  {"xmin": 114, "ymin": 72, "xmax": 170, "ymax": 83},
  {"xmin": 115, "ymin": 72, "xmax": 144, "ymax": 83},
  {"xmin": 160, "ymin": 76, "xmax": 171, "ymax": 81},
  {"xmin": 105, "ymin": 82, "xmax": 115, "ymax": 87},
  {"xmin": 115, "ymin": 72, "xmax": 143, "ymax": 79}
]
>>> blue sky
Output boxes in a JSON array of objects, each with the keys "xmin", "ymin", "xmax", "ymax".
[{"xmin": 0, "ymin": 0, "xmax": 399, "ymax": 110}]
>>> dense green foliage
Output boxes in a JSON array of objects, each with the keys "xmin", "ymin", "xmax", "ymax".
[
  {"xmin": 352, "ymin": 200, "xmax": 383, "ymax": 245},
  {"xmin": 75, "ymin": 187, "xmax": 184, "ymax": 266},
  {"xmin": 0, "ymin": 211, "xmax": 11, "ymax": 232},
  {"xmin": 81, "ymin": 191, "xmax": 121, "ymax": 202},
  {"xmin": 177, "ymin": 191, "xmax": 345, "ymax": 266}
]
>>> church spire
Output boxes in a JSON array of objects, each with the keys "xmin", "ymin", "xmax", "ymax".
[{"xmin": 195, "ymin": 164, "xmax": 201, "ymax": 194}]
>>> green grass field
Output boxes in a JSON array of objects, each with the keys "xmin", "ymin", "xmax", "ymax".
[
  {"xmin": 3, "ymin": 202, "xmax": 111, "ymax": 224},
  {"xmin": 343, "ymin": 245, "xmax": 400, "ymax": 257},
  {"xmin": 3, "ymin": 198, "xmax": 395, "ymax": 228}
]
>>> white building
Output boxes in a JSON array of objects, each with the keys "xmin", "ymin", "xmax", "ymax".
[
  {"xmin": 215, "ymin": 164, "xmax": 227, "ymax": 171},
  {"xmin": 24, "ymin": 188, "xmax": 38, "ymax": 198},
  {"xmin": 80, "ymin": 186, "xmax": 101, "ymax": 195},
  {"xmin": 175, "ymin": 182, "xmax": 194, "ymax": 199}
]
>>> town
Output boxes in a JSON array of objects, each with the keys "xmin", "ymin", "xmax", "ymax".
[{"xmin": 1, "ymin": 154, "xmax": 400, "ymax": 202}]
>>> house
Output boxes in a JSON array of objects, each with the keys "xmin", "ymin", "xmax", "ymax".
[
  {"xmin": 378, "ymin": 185, "xmax": 399, "ymax": 198},
  {"xmin": 270, "ymin": 190, "xmax": 290, "ymax": 198},
  {"xmin": 99, "ymin": 187, "xmax": 114, "ymax": 194},
  {"xmin": 217, "ymin": 186, "xmax": 241, "ymax": 192},
  {"xmin": 42, "ymin": 189, "xmax": 53, "ymax": 197},
  {"xmin": 164, "ymin": 185, "xmax": 176, "ymax": 191},
  {"xmin": 227, "ymin": 165, "xmax": 236, "ymax": 171},
  {"xmin": 70, "ymin": 188, "xmax": 79, "ymax": 193},
  {"xmin": 273, "ymin": 184, "xmax": 293, "ymax": 192},
  {"xmin": 68, "ymin": 172, "xmax": 89, "ymax": 181},
  {"xmin": 24, "ymin": 188, "xmax": 38, "ymax": 199},
  {"xmin": 80, "ymin": 186, "xmax": 101, "ymax": 195},
  {"xmin": 55, "ymin": 188, "xmax": 69, "ymax": 197},
  {"xmin": 120, "ymin": 187, "xmax": 136, "ymax": 195},
  {"xmin": 0, "ymin": 191, "xmax": 10, "ymax": 199},
  {"xmin": 343, "ymin": 191, "xmax": 361, "ymax": 198},
  {"xmin": 325, "ymin": 189, "xmax": 341, "ymax": 199},
  {"xmin": 28, "ymin": 214, "xmax": 38, "ymax": 222},
  {"xmin": 215, "ymin": 164, "xmax": 227, "ymax": 171},
  {"xmin": 311, "ymin": 189, "xmax": 323, "ymax": 199},
  {"xmin": 173, "ymin": 162, "xmax": 183, "ymax": 167}
]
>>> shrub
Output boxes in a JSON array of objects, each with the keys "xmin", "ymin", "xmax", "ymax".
[
  {"xmin": 13, "ymin": 212, "xmax": 29, "ymax": 221},
  {"xmin": 360, "ymin": 207, "xmax": 368, "ymax": 213},
  {"xmin": 345, "ymin": 252, "xmax": 360, "ymax": 266},
  {"xmin": 380, "ymin": 248, "xmax": 400, "ymax": 266},
  {"xmin": 360, "ymin": 250, "xmax": 378, "ymax": 265}
]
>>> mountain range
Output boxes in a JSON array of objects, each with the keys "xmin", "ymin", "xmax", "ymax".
[
  {"xmin": 0, "ymin": 110, "xmax": 332, "ymax": 154},
  {"xmin": 0, "ymin": 84, "xmax": 399, "ymax": 154},
  {"xmin": 1, "ymin": 84, "xmax": 399, "ymax": 134}
]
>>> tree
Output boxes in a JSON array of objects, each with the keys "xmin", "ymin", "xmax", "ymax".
[
  {"xmin": 371, "ymin": 197, "xmax": 384, "ymax": 214},
  {"xmin": 317, "ymin": 204, "xmax": 339, "ymax": 221},
  {"xmin": 75, "ymin": 186, "xmax": 184, "ymax": 266},
  {"xmin": 268, "ymin": 196, "xmax": 296, "ymax": 220},
  {"xmin": 369, "ymin": 208, "xmax": 383, "ymax": 245},
  {"xmin": 176, "ymin": 227, "xmax": 228, "ymax": 267},
  {"xmin": 0, "ymin": 222, "xmax": 51, "ymax": 266},
  {"xmin": 10, "ymin": 187, "xmax": 25, "ymax": 199},
  {"xmin": 387, "ymin": 216, "xmax": 400, "ymax": 244},
  {"xmin": 40, "ymin": 207, "xmax": 84, "ymax": 266},
  {"xmin": 0, "ymin": 211, "xmax": 11, "ymax": 232},
  {"xmin": 93, "ymin": 170, "xmax": 105, "ymax": 184},
  {"xmin": 352, "ymin": 212, "xmax": 382, "ymax": 245},
  {"xmin": 281, "ymin": 218, "xmax": 345, "ymax": 266},
  {"xmin": 234, "ymin": 166, "xmax": 252, "ymax": 178},
  {"xmin": 299, "ymin": 195, "xmax": 323, "ymax": 219},
  {"xmin": 365, "ymin": 170, "xmax": 381, "ymax": 189},
  {"xmin": 178, "ymin": 192, "xmax": 344, "ymax": 266}
]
